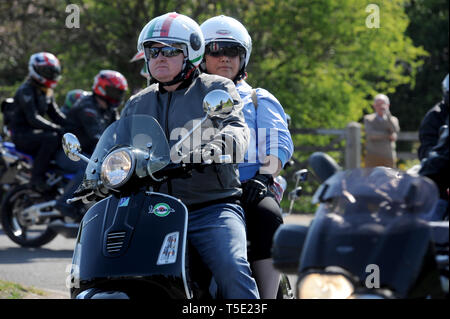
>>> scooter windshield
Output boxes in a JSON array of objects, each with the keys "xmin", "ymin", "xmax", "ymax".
[
  {"xmin": 303, "ymin": 167, "xmax": 440, "ymax": 296},
  {"xmin": 312, "ymin": 167, "xmax": 439, "ymax": 216},
  {"xmin": 85, "ymin": 114, "xmax": 170, "ymax": 181}
]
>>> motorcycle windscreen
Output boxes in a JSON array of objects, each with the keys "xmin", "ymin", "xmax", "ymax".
[
  {"xmin": 84, "ymin": 114, "xmax": 170, "ymax": 182},
  {"xmin": 301, "ymin": 167, "xmax": 439, "ymax": 296}
]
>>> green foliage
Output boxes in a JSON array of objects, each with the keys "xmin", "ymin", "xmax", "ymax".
[
  {"xmin": 390, "ymin": 0, "xmax": 449, "ymax": 131},
  {"xmin": 1, "ymin": 0, "xmax": 445, "ymax": 162}
]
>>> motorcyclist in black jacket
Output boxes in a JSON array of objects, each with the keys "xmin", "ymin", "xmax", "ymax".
[
  {"xmin": 418, "ymin": 74, "xmax": 449, "ymax": 221},
  {"xmin": 418, "ymin": 74, "xmax": 449, "ymax": 160},
  {"xmin": 55, "ymin": 70, "xmax": 128, "ymax": 219},
  {"xmin": 60, "ymin": 89, "xmax": 89, "ymax": 115},
  {"xmin": 64, "ymin": 70, "xmax": 127, "ymax": 154},
  {"xmin": 9, "ymin": 52, "xmax": 66, "ymax": 192}
]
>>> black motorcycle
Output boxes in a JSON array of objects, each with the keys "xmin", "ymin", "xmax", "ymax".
[
  {"xmin": 65, "ymin": 90, "xmax": 292, "ymax": 299},
  {"xmin": 272, "ymin": 152, "xmax": 449, "ymax": 299}
]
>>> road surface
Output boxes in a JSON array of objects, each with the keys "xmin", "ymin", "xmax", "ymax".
[{"xmin": 0, "ymin": 213, "xmax": 314, "ymax": 298}]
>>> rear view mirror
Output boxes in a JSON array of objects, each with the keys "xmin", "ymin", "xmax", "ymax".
[
  {"xmin": 308, "ymin": 152, "xmax": 341, "ymax": 183},
  {"xmin": 202, "ymin": 89, "xmax": 235, "ymax": 118},
  {"xmin": 62, "ymin": 133, "xmax": 83, "ymax": 161}
]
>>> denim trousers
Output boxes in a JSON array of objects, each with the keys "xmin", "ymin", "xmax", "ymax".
[
  {"xmin": 188, "ymin": 203, "xmax": 260, "ymax": 299},
  {"xmin": 54, "ymin": 149, "xmax": 87, "ymax": 206}
]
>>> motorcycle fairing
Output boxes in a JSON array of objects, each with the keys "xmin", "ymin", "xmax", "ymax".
[{"xmin": 301, "ymin": 168, "xmax": 443, "ymax": 298}]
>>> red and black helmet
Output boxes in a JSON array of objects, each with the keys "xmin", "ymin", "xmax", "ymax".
[
  {"xmin": 28, "ymin": 52, "xmax": 62, "ymax": 88},
  {"xmin": 92, "ymin": 70, "xmax": 128, "ymax": 107}
]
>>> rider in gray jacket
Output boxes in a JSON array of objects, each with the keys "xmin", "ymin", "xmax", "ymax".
[
  {"xmin": 122, "ymin": 72, "xmax": 248, "ymax": 208},
  {"xmin": 119, "ymin": 13, "xmax": 258, "ymax": 298}
]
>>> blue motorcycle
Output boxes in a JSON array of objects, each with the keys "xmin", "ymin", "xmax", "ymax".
[{"xmin": 0, "ymin": 135, "xmax": 84, "ymax": 247}]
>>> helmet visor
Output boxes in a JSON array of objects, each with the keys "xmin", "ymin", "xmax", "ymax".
[
  {"xmin": 34, "ymin": 65, "xmax": 61, "ymax": 81},
  {"xmin": 205, "ymin": 41, "xmax": 245, "ymax": 58},
  {"xmin": 143, "ymin": 41, "xmax": 188, "ymax": 59},
  {"xmin": 105, "ymin": 86, "xmax": 126, "ymax": 103}
]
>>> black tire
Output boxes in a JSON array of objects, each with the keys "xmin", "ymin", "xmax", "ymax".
[{"xmin": 1, "ymin": 184, "xmax": 58, "ymax": 247}]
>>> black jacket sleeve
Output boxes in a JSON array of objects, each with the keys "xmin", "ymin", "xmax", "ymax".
[
  {"xmin": 16, "ymin": 85, "xmax": 62, "ymax": 132},
  {"xmin": 77, "ymin": 107, "xmax": 104, "ymax": 151},
  {"xmin": 47, "ymin": 97, "xmax": 68, "ymax": 127},
  {"xmin": 418, "ymin": 102, "xmax": 448, "ymax": 160}
]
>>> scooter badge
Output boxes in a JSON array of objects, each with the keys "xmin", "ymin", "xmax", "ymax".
[{"xmin": 149, "ymin": 203, "xmax": 175, "ymax": 217}]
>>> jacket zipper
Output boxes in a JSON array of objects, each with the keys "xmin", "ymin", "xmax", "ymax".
[
  {"xmin": 165, "ymin": 92, "xmax": 173, "ymax": 195},
  {"xmin": 165, "ymin": 92, "xmax": 172, "ymax": 140}
]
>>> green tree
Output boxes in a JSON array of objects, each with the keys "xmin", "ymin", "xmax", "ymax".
[
  {"xmin": 390, "ymin": 0, "xmax": 449, "ymax": 131},
  {"xmin": 0, "ymin": 0, "xmax": 438, "ymax": 213}
]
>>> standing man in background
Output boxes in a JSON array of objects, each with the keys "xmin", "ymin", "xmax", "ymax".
[{"xmin": 364, "ymin": 94, "xmax": 400, "ymax": 168}]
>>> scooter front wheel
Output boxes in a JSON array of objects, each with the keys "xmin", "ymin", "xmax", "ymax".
[{"xmin": 1, "ymin": 184, "xmax": 58, "ymax": 247}]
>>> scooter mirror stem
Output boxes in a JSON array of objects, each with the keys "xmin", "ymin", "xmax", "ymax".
[
  {"xmin": 173, "ymin": 115, "xmax": 208, "ymax": 156},
  {"xmin": 62, "ymin": 133, "xmax": 92, "ymax": 164}
]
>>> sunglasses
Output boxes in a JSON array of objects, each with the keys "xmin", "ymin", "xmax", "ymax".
[
  {"xmin": 205, "ymin": 42, "xmax": 245, "ymax": 58},
  {"xmin": 145, "ymin": 46, "xmax": 184, "ymax": 59}
]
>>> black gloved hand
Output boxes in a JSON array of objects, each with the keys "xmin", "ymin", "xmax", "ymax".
[
  {"xmin": 242, "ymin": 173, "xmax": 274, "ymax": 208},
  {"xmin": 72, "ymin": 179, "xmax": 108, "ymax": 202},
  {"xmin": 181, "ymin": 143, "xmax": 223, "ymax": 164},
  {"xmin": 72, "ymin": 181, "xmax": 95, "ymax": 198}
]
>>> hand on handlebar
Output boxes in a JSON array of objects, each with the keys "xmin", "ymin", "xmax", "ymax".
[
  {"xmin": 180, "ymin": 143, "xmax": 224, "ymax": 164},
  {"xmin": 70, "ymin": 179, "xmax": 109, "ymax": 204}
]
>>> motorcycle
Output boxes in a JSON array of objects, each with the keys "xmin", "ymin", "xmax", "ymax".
[
  {"xmin": 0, "ymin": 149, "xmax": 86, "ymax": 247},
  {"xmin": 65, "ymin": 90, "xmax": 294, "ymax": 299},
  {"xmin": 272, "ymin": 152, "xmax": 449, "ymax": 299},
  {"xmin": 0, "ymin": 133, "xmax": 33, "ymax": 195},
  {"xmin": 0, "ymin": 98, "xmax": 29, "ymax": 195}
]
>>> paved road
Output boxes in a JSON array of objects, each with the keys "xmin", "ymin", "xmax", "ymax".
[
  {"xmin": 0, "ymin": 213, "xmax": 314, "ymax": 298},
  {"xmin": 0, "ymin": 228, "xmax": 75, "ymax": 297}
]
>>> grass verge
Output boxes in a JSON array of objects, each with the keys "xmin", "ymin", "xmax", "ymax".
[{"xmin": 0, "ymin": 279, "xmax": 46, "ymax": 299}]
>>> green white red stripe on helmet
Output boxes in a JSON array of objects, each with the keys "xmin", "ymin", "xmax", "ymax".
[
  {"xmin": 137, "ymin": 12, "xmax": 205, "ymax": 68},
  {"xmin": 160, "ymin": 12, "xmax": 179, "ymax": 37}
]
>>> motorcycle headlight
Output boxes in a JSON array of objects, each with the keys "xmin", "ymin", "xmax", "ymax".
[
  {"xmin": 297, "ymin": 273, "xmax": 354, "ymax": 299},
  {"xmin": 100, "ymin": 149, "xmax": 134, "ymax": 188}
]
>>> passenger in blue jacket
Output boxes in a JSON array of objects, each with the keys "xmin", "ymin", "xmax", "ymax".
[{"xmin": 201, "ymin": 16, "xmax": 294, "ymax": 299}]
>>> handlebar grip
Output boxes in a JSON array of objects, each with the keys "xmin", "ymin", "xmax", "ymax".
[{"xmin": 66, "ymin": 197, "xmax": 82, "ymax": 204}]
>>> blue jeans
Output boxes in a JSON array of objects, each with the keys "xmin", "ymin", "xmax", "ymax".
[
  {"xmin": 188, "ymin": 203, "xmax": 260, "ymax": 299},
  {"xmin": 54, "ymin": 150, "xmax": 87, "ymax": 206}
]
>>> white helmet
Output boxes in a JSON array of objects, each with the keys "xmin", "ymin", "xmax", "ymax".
[
  {"xmin": 200, "ymin": 15, "xmax": 252, "ymax": 81},
  {"xmin": 137, "ymin": 12, "xmax": 204, "ymax": 69}
]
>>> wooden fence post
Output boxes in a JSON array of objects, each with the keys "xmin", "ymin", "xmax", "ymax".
[{"xmin": 345, "ymin": 122, "xmax": 361, "ymax": 169}]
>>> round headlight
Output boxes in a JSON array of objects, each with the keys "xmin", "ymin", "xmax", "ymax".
[
  {"xmin": 297, "ymin": 273, "xmax": 354, "ymax": 299},
  {"xmin": 100, "ymin": 149, "xmax": 133, "ymax": 188}
]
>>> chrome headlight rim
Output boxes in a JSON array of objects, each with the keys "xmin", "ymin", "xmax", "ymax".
[
  {"xmin": 100, "ymin": 148, "xmax": 135, "ymax": 189},
  {"xmin": 297, "ymin": 268, "xmax": 356, "ymax": 299}
]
